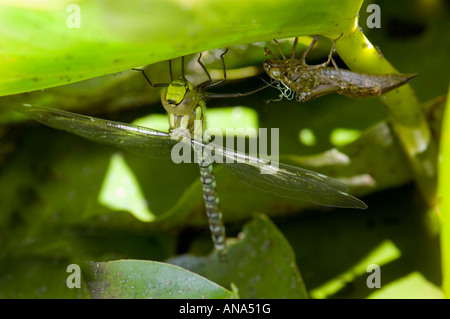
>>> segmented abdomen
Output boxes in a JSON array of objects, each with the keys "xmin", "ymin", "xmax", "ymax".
[
  {"xmin": 321, "ymin": 68, "xmax": 417, "ymax": 97},
  {"xmin": 198, "ymin": 159, "xmax": 227, "ymax": 259}
]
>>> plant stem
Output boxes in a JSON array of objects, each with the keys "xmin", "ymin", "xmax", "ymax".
[
  {"xmin": 334, "ymin": 28, "xmax": 438, "ymax": 208},
  {"xmin": 438, "ymin": 85, "xmax": 450, "ymax": 298}
]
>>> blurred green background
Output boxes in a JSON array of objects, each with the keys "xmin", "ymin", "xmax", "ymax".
[{"xmin": 0, "ymin": 0, "xmax": 448, "ymax": 298}]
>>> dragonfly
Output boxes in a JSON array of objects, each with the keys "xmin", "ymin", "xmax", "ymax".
[
  {"xmin": 263, "ymin": 35, "xmax": 418, "ymax": 102},
  {"xmin": 12, "ymin": 49, "xmax": 367, "ymax": 260}
]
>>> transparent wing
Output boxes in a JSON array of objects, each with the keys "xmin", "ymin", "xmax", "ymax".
[
  {"xmin": 14, "ymin": 104, "xmax": 367, "ymax": 209},
  {"xmin": 195, "ymin": 139, "xmax": 367, "ymax": 209},
  {"xmin": 13, "ymin": 104, "xmax": 176, "ymax": 158}
]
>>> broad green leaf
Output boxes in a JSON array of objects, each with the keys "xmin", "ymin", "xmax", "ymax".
[
  {"xmin": 86, "ymin": 259, "xmax": 235, "ymax": 299},
  {"xmin": 0, "ymin": 0, "xmax": 364, "ymax": 96},
  {"xmin": 168, "ymin": 214, "xmax": 308, "ymax": 299}
]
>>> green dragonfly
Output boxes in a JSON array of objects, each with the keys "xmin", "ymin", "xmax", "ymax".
[{"xmin": 13, "ymin": 50, "xmax": 367, "ymax": 259}]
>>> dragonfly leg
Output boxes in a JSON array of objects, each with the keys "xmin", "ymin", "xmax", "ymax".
[
  {"xmin": 319, "ymin": 33, "xmax": 343, "ymax": 68},
  {"xmin": 197, "ymin": 52, "xmax": 212, "ymax": 84},
  {"xmin": 273, "ymin": 39, "xmax": 286, "ymax": 60},
  {"xmin": 206, "ymin": 81, "xmax": 272, "ymax": 99},
  {"xmin": 300, "ymin": 35, "xmax": 320, "ymax": 66},
  {"xmin": 330, "ymin": 56, "xmax": 345, "ymax": 83},
  {"xmin": 199, "ymin": 48, "xmax": 229, "ymax": 90},
  {"xmin": 132, "ymin": 61, "xmax": 171, "ymax": 88},
  {"xmin": 322, "ymin": 34, "xmax": 345, "ymax": 82},
  {"xmin": 301, "ymin": 34, "xmax": 343, "ymax": 72},
  {"xmin": 180, "ymin": 57, "xmax": 185, "ymax": 80},
  {"xmin": 291, "ymin": 37, "xmax": 299, "ymax": 59},
  {"xmin": 264, "ymin": 47, "xmax": 279, "ymax": 60},
  {"xmin": 205, "ymin": 48, "xmax": 272, "ymax": 98},
  {"xmin": 323, "ymin": 33, "xmax": 343, "ymax": 66}
]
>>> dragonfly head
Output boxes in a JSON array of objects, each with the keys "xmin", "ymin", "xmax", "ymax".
[
  {"xmin": 161, "ymin": 78, "xmax": 198, "ymax": 116},
  {"xmin": 263, "ymin": 59, "xmax": 283, "ymax": 81}
]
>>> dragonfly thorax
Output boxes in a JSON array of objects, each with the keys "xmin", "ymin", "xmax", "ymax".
[{"xmin": 168, "ymin": 106, "xmax": 204, "ymax": 136}]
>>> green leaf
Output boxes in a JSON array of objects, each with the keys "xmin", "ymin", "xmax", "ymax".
[
  {"xmin": 0, "ymin": 257, "xmax": 90, "ymax": 298},
  {"xmin": 86, "ymin": 259, "xmax": 235, "ymax": 299},
  {"xmin": 168, "ymin": 214, "xmax": 308, "ymax": 299},
  {"xmin": 98, "ymin": 153, "xmax": 156, "ymax": 222},
  {"xmin": 367, "ymin": 272, "xmax": 443, "ymax": 299},
  {"xmin": 310, "ymin": 240, "xmax": 401, "ymax": 299},
  {"xmin": 0, "ymin": 0, "xmax": 363, "ymax": 96}
]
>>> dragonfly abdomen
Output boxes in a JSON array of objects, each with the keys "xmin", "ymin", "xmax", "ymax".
[
  {"xmin": 198, "ymin": 160, "xmax": 227, "ymax": 258},
  {"xmin": 320, "ymin": 68, "xmax": 417, "ymax": 98}
]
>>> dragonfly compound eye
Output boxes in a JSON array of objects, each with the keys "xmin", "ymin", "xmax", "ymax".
[
  {"xmin": 174, "ymin": 90, "xmax": 198, "ymax": 115},
  {"xmin": 263, "ymin": 60, "xmax": 273, "ymax": 73},
  {"xmin": 268, "ymin": 67, "xmax": 281, "ymax": 80}
]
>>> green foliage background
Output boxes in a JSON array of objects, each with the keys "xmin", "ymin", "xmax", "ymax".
[{"xmin": 0, "ymin": 0, "xmax": 448, "ymax": 298}]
